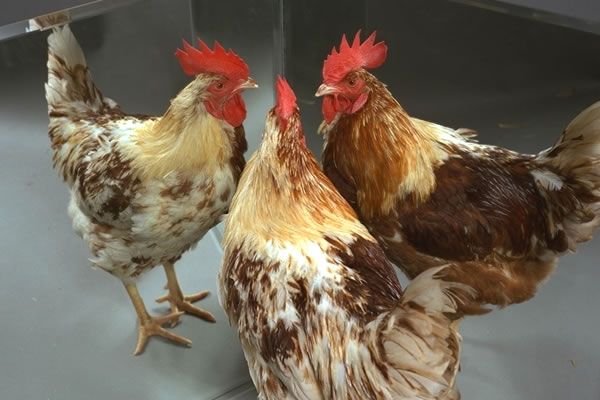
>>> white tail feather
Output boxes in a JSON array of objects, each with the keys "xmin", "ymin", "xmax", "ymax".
[
  {"xmin": 376, "ymin": 265, "xmax": 468, "ymax": 398},
  {"xmin": 539, "ymin": 101, "xmax": 600, "ymax": 170},
  {"xmin": 45, "ymin": 24, "xmax": 116, "ymax": 114},
  {"xmin": 401, "ymin": 265, "xmax": 475, "ymax": 314},
  {"xmin": 47, "ymin": 24, "xmax": 86, "ymax": 69},
  {"xmin": 536, "ymin": 101, "xmax": 600, "ymax": 248}
]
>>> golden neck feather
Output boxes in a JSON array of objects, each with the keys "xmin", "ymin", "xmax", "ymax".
[
  {"xmin": 224, "ymin": 112, "xmax": 372, "ymax": 248},
  {"xmin": 131, "ymin": 81, "xmax": 233, "ymax": 181},
  {"xmin": 325, "ymin": 74, "xmax": 444, "ymax": 218}
]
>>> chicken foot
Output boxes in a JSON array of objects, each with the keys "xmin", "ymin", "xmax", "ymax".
[
  {"xmin": 155, "ymin": 261, "xmax": 217, "ymax": 327},
  {"xmin": 124, "ymin": 283, "xmax": 192, "ymax": 355}
]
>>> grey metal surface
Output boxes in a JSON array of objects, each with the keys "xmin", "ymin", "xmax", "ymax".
[
  {"xmin": 494, "ymin": 0, "xmax": 600, "ymax": 22},
  {"xmin": 0, "ymin": 0, "xmax": 139, "ymax": 42},
  {"xmin": 0, "ymin": 0, "xmax": 94, "ymax": 27},
  {"xmin": 452, "ymin": 0, "xmax": 600, "ymax": 34}
]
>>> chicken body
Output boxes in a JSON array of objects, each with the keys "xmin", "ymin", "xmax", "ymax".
[
  {"xmin": 46, "ymin": 25, "xmax": 251, "ymax": 353},
  {"xmin": 318, "ymin": 33, "xmax": 600, "ymax": 313},
  {"xmin": 219, "ymin": 78, "xmax": 470, "ymax": 399}
]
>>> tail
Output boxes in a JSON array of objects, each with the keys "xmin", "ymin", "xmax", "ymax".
[
  {"xmin": 45, "ymin": 25, "xmax": 119, "ymax": 184},
  {"xmin": 400, "ymin": 265, "xmax": 475, "ymax": 317},
  {"xmin": 536, "ymin": 101, "xmax": 600, "ymax": 248},
  {"xmin": 372, "ymin": 266, "xmax": 472, "ymax": 398},
  {"xmin": 45, "ymin": 24, "xmax": 117, "ymax": 116},
  {"xmin": 540, "ymin": 101, "xmax": 600, "ymax": 171}
]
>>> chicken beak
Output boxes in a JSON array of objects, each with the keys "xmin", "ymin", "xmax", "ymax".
[
  {"xmin": 315, "ymin": 84, "xmax": 336, "ymax": 97},
  {"xmin": 237, "ymin": 77, "xmax": 258, "ymax": 91}
]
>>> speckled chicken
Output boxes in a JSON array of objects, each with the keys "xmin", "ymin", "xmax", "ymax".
[
  {"xmin": 219, "ymin": 77, "xmax": 473, "ymax": 399},
  {"xmin": 45, "ymin": 25, "xmax": 256, "ymax": 354},
  {"xmin": 318, "ymin": 31, "xmax": 600, "ymax": 314}
]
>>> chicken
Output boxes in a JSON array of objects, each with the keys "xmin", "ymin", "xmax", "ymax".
[
  {"xmin": 45, "ymin": 25, "xmax": 256, "ymax": 354},
  {"xmin": 317, "ymin": 31, "xmax": 600, "ymax": 314},
  {"xmin": 218, "ymin": 77, "xmax": 473, "ymax": 399}
]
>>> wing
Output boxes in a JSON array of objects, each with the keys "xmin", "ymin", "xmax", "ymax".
[
  {"xmin": 324, "ymin": 234, "xmax": 403, "ymax": 317},
  {"xmin": 397, "ymin": 148, "xmax": 557, "ymax": 261},
  {"xmin": 263, "ymin": 356, "xmax": 324, "ymax": 400},
  {"xmin": 64, "ymin": 116, "xmax": 150, "ymax": 229},
  {"xmin": 220, "ymin": 250, "xmax": 325, "ymax": 400},
  {"xmin": 267, "ymin": 237, "xmax": 404, "ymax": 399},
  {"xmin": 238, "ymin": 336, "xmax": 319, "ymax": 400}
]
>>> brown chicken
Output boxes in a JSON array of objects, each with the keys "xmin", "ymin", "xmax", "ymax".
[
  {"xmin": 218, "ymin": 77, "xmax": 473, "ymax": 399},
  {"xmin": 317, "ymin": 31, "xmax": 600, "ymax": 314},
  {"xmin": 45, "ymin": 25, "xmax": 256, "ymax": 353}
]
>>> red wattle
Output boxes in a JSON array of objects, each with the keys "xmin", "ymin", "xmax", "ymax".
[
  {"xmin": 222, "ymin": 93, "xmax": 247, "ymax": 127},
  {"xmin": 322, "ymin": 95, "xmax": 337, "ymax": 124}
]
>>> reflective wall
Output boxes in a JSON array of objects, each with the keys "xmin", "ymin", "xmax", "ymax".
[{"xmin": 0, "ymin": 1, "xmax": 255, "ymax": 399}]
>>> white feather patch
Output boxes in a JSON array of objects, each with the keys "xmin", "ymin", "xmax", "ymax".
[{"xmin": 530, "ymin": 169, "xmax": 564, "ymax": 191}]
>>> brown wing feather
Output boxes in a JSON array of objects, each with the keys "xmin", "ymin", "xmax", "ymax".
[
  {"xmin": 75, "ymin": 137, "xmax": 139, "ymax": 228},
  {"xmin": 397, "ymin": 149, "xmax": 564, "ymax": 262},
  {"xmin": 326, "ymin": 235, "xmax": 403, "ymax": 319}
]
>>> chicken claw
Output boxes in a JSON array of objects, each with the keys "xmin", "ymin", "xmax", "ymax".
[
  {"xmin": 134, "ymin": 311, "xmax": 191, "ymax": 355},
  {"xmin": 124, "ymin": 282, "xmax": 193, "ymax": 355},
  {"xmin": 157, "ymin": 262, "xmax": 217, "ymax": 327}
]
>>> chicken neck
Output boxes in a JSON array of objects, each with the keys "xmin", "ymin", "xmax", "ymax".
[
  {"xmin": 132, "ymin": 86, "xmax": 234, "ymax": 181},
  {"xmin": 325, "ymin": 77, "xmax": 446, "ymax": 218}
]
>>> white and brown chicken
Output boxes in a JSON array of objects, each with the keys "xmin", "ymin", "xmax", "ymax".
[
  {"xmin": 219, "ymin": 77, "xmax": 473, "ymax": 399},
  {"xmin": 45, "ymin": 25, "xmax": 257, "ymax": 354}
]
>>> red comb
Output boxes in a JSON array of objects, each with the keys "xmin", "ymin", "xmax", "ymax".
[
  {"xmin": 175, "ymin": 38, "xmax": 249, "ymax": 81},
  {"xmin": 322, "ymin": 30, "xmax": 387, "ymax": 83},
  {"xmin": 275, "ymin": 76, "xmax": 297, "ymax": 130}
]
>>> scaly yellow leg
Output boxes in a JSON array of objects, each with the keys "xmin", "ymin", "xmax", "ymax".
[
  {"xmin": 124, "ymin": 282, "xmax": 191, "ymax": 355},
  {"xmin": 155, "ymin": 261, "xmax": 216, "ymax": 326}
]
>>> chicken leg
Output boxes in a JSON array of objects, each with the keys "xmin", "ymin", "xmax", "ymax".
[
  {"xmin": 124, "ymin": 282, "xmax": 191, "ymax": 355},
  {"xmin": 155, "ymin": 261, "xmax": 217, "ymax": 327}
]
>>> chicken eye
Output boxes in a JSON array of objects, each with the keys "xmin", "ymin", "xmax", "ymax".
[
  {"xmin": 215, "ymin": 82, "xmax": 224, "ymax": 91},
  {"xmin": 347, "ymin": 78, "xmax": 357, "ymax": 87}
]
